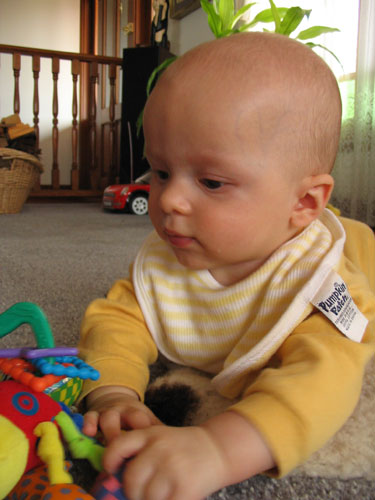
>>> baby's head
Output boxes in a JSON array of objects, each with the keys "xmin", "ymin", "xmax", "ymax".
[{"xmin": 143, "ymin": 33, "xmax": 342, "ymax": 285}]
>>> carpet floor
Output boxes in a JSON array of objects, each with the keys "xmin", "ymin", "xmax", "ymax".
[{"xmin": 1, "ymin": 202, "xmax": 375, "ymax": 499}]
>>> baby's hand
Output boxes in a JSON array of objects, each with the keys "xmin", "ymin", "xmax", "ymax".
[
  {"xmin": 102, "ymin": 425, "xmax": 227, "ymax": 500},
  {"xmin": 83, "ymin": 386, "xmax": 161, "ymax": 443},
  {"xmin": 103, "ymin": 411, "xmax": 275, "ymax": 500}
]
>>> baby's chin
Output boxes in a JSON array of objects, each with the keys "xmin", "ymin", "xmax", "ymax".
[{"xmin": 171, "ymin": 248, "xmax": 211, "ymax": 272}]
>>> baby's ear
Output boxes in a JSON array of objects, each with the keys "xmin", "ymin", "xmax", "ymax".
[{"xmin": 291, "ymin": 174, "xmax": 334, "ymax": 228}]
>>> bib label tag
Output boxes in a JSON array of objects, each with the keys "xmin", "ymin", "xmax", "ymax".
[{"xmin": 312, "ymin": 270, "xmax": 368, "ymax": 343}]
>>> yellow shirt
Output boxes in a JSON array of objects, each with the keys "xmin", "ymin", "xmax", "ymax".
[{"xmin": 79, "ymin": 212, "xmax": 375, "ymax": 475}]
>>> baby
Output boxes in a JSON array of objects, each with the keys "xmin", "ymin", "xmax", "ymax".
[{"xmin": 79, "ymin": 32, "xmax": 375, "ymax": 500}]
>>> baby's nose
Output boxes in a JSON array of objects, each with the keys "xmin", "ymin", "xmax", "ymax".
[{"xmin": 159, "ymin": 180, "xmax": 191, "ymax": 215}]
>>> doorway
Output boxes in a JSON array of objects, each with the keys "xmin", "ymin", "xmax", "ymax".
[{"xmin": 79, "ymin": 0, "xmax": 152, "ymax": 188}]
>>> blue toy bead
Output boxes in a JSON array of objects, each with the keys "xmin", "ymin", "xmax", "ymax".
[{"xmin": 31, "ymin": 356, "xmax": 100, "ymax": 380}]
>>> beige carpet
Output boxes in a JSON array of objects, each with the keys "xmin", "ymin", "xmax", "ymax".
[
  {"xmin": 1, "ymin": 202, "xmax": 375, "ymax": 499},
  {"xmin": 146, "ymin": 358, "xmax": 375, "ymax": 481}
]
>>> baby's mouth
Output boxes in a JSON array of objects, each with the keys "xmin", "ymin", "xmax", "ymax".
[{"xmin": 164, "ymin": 230, "xmax": 194, "ymax": 248}]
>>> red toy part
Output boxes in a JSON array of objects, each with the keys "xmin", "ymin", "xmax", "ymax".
[
  {"xmin": 0, "ymin": 380, "xmax": 62, "ymax": 472},
  {"xmin": 6, "ymin": 462, "xmax": 95, "ymax": 500},
  {"xmin": 0, "ymin": 357, "xmax": 68, "ymax": 392}
]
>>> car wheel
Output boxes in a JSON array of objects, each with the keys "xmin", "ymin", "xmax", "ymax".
[{"xmin": 129, "ymin": 194, "xmax": 148, "ymax": 215}]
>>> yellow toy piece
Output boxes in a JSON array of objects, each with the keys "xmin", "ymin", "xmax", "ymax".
[
  {"xmin": 0, "ymin": 415, "xmax": 28, "ymax": 498},
  {"xmin": 34, "ymin": 421, "xmax": 73, "ymax": 485}
]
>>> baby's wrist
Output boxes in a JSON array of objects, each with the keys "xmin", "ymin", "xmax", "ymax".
[
  {"xmin": 86, "ymin": 385, "xmax": 139, "ymax": 409},
  {"xmin": 201, "ymin": 411, "xmax": 275, "ymax": 482}
]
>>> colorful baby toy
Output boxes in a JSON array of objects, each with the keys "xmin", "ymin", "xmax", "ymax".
[{"xmin": 0, "ymin": 302, "xmax": 110, "ymax": 499}]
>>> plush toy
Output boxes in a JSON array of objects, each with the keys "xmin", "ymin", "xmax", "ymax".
[
  {"xmin": 0, "ymin": 303, "xmax": 104, "ymax": 499},
  {"xmin": 0, "ymin": 302, "xmax": 133, "ymax": 500},
  {"xmin": 0, "ymin": 380, "xmax": 69, "ymax": 497},
  {"xmin": 0, "ymin": 381, "xmax": 129, "ymax": 500},
  {"xmin": 6, "ymin": 462, "xmax": 95, "ymax": 500},
  {"xmin": 57, "ymin": 410, "xmax": 128, "ymax": 500},
  {"xmin": 0, "ymin": 379, "xmax": 107, "ymax": 499}
]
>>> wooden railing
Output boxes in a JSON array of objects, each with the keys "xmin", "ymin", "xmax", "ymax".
[{"xmin": 0, "ymin": 44, "xmax": 123, "ymax": 197}]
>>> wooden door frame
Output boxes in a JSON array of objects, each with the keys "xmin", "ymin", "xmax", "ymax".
[
  {"xmin": 127, "ymin": 0, "xmax": 153, "ymax": 47},
  {"xmin": 79, "ymin": 0, "xmax": 151, "ymax": 188}
]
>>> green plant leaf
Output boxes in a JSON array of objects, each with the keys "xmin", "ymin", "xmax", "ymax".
[
  {"xmin": 305, "ymin": 42, "xmax": 344, "ymax": 71},
  {"xmin": 237, "ymin": 20, "xmax": 257, "ymax": 32},
  {"xmin": 201, "ymin": 0, "xmax": 222, "ymax": 37},
  {"xmin": 251, "ymin": 7, "xmax": 288, "ymax": 24},
  {"xmin": 268, "ymin": 0, "xmax": 281, "ymax": 32},
  {"xmin": 208, "ymin": 15, "xmax": 223, "ymax": 37},
  {"xmin": 146, "ymin": 56, "xmax": 177, "ymax": 96},
  {"xmin": 218, "ymin": 0, "xmax": 234, "ymax": 31},
  {"xmin": 137, "ymin": 56, "xmax": 177, "ymax": 137},
  {"xmin": 220, "ymin": 27, "xmax": 237, "ymax": 37},
  {"xmin": 238, "ymin": 7, "xmax": 288, "ymax": 31},
  {"xmin": 231, "ymin": 2, "xmax": 256, "ymax": 29},
  {"xmin": 297, "ymin": 26, "xmax": 340, "ymax": 40},
  {"xmin": 136, "ymin": 108, "xmax": 144, "ymax": 137},
  {"xmin": 212, "ymin": 0, "xmax": 220, "ymax": 13},
  {"xmin": 279, "ymin": 7, "xmax": 311, "ymax": 36}
]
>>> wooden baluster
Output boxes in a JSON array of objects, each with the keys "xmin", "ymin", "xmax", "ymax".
[
  {"xmin": 89, "ymin": 61, "xmax": 99, "ymax": 190},
  {"xmin": 32, "ymin": 55, "xmax": 40, "ymax": 148},
  {"xmin": 13, "ymin": 53, "xmax": 21, "ymax": 115},
  {"xmin": 32, "ymin": 55, "xmax": 41, "ymax": 190},
  {"xmin": 108, "ymin": 63, "xmax": 117, "ymax": 185},
  {"xmin": 51, "ymin": 57, "xmax": 60, "ymax": 189},
  {"xmin": 71, "ymin": 59, "xmax": 80, "ymax": 191}
]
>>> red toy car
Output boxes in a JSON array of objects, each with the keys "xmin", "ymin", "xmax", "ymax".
[{"xmin": 103, "ymin": 172, "xmax": 151, "ymax": 215}]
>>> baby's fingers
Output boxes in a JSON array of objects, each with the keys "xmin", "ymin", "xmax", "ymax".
[
  {"xmin": 103, "ymin": 428, "xmax": 149, "ymax": 473},
  {"xmin": 98, "ymin": 408, "xmax": 123, "ymax": 443},
  {"xmin": 122, "ymin": 407, "xmax": 162, "ymax": 430},
  {"xmin": 126, "ymin": 463, "xmax": 174, "ymax": 500},
  {"xmin": 82, "ymin": 410, "xmax": 100, "ymax": 437},
  {"xmin": 84, "ymin": 409, "xmax": 123, "ymax": 443}
]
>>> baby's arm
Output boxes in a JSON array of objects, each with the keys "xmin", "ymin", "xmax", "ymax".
[
  {"xmin": 100, "ymin": 299, "xmax": 375, "ymax": 499},
  {"xmin": 83, "ymin": 385, "xmax": 162, "ymax": 443},
  {"xmin": 233, "ymin": 309, "xmax": 375, "ymax": 476},
  {"xmin": 78, "ymin": 276, "xmax": 160, "ymax": 445},
  {"xmin": 78, "ymin": 277, "xmax": 159, "ymax": 407},
  {"xmin": 103, "ymin": 410, "xmax": 274, "ymax": 500}
]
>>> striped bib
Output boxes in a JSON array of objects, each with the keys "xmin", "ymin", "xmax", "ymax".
[{"xmin": 133, "ymin": 210, "xmax": 345, "ymax": 397}]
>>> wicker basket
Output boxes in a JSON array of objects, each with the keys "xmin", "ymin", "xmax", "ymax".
[{"xmin": 0, "ymin": 148, "xmax": 43, "ymax": 214}]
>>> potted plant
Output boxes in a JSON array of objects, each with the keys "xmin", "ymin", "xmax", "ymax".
[
  {"xmin": 137, "ymin": 0, "xmax": 340, "ymax": 134},
  {"xmin": 201, "ymin": 0, "xmax": 340, "ymax": 61}
]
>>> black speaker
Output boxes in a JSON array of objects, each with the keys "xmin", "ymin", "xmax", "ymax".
[{"xmin": 120, "ymin": 46, "xmax": 174, "ymax": 183}]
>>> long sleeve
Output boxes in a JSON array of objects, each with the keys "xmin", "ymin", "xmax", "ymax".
[
  {"xmin": 78, "ymin": 277, "xmax": 158, "ymax": 403},
  {"xmin": 230, "ymin": 251, "xmax": 375, "ymax": 476}
]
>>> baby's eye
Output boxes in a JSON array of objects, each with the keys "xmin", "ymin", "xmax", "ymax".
[
  {"xmin": 154, "ymin": 170, "xmax": 169, "ymax": 181},
  {"xmin": 201, "ymin": 178, "xmax": 224, "ymax": 190}
]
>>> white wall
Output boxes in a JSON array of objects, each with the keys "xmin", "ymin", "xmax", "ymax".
[
  {"xmin": 0, "ymin": 1, "xmax": 210, "ymax": 185},
  {"xmin": 0, "ymin": 0, "xmax": 80, "ymax": 185},
  {"xmin": 167, "ymin": 1, "xmax": 356, "ymax": 74},
  {"xmin": 168, "ymin": 7, "xmax": 214, "ymax": 56}
]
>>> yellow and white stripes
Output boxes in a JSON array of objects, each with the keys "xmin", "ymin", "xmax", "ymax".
[{"xmin": 133, "ymin": 209, "xmax": 345, "ymax": 397}]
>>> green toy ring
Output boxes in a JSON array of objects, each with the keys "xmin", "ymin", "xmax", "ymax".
[{"xmin": 0, "ymin": 302, "xmax": 55, "ymax": 349}]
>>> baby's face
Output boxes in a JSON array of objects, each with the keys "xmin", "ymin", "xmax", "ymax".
[{"xmin": 144, "ymin": 75, "xmax": 302, "ymax": 286}]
